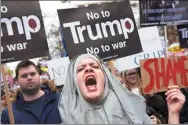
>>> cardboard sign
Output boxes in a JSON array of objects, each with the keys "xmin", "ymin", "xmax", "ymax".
[
  {"xmin": 116, "ymin": 26, "xmax": 164, "ymax": 72},
  {"xmin": 140, "ymin": 56, "xmax": 188, "ymax": 94},
  {"xmin": 178, "ymin": 24, "xmax": 188, "ymax": 48},
  {"xmin": 1, "ymin": 1, "xmax": 49, "ymax": 64},
  {"xmin": 47, "ymin": 57, "xmax": 70, "ymax": 86},
  {"xmin": 57, "ymin": 1, "xmax": 142, "ymax": 61},
  {"xmin": 139, "ymin": 0, "xmax": 188, "ymax": 27}
]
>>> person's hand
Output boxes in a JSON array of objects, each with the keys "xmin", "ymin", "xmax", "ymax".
[
  {"xmin": 150, "ymin": 115, "xmax": 158, "ymax": 124},
  {"xmin": 165, "ymin": 85, "xmax": 185, "ymax": 114}
]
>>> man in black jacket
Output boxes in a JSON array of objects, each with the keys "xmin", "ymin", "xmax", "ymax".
[{"xmin": 1, "ymin": 60, "xmax": 62, "ymax": 124}]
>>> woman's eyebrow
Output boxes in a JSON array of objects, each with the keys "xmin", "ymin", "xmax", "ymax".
[
  {"xmin": 77, "ymin": 62, "xmax": 98, "ymax": 68},
  {"xmin": 89, "ymin": 62, "xmax": 95, "ymax": 66},
  {"xmin": 77, "ymin": 64, "xmax": 86, "ymax": 68}
]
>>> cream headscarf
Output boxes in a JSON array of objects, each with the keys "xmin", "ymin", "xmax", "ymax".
[{"xmin": 58, "ymin": 54, "xmax": 152, "ymax": 124}]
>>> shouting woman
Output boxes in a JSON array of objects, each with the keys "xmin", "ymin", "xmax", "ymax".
[{"xmin": 58, "ymin": 54, "xmax": 152, "ymax": 124}]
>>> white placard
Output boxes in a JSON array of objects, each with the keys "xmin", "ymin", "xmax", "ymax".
[
  {"xmin": 47, "ymin": 57, "xmax": 70, "ymax": 86},
  {"xmin": 116, "ymin": 26, "xmax": 164, "ymax": 72}
]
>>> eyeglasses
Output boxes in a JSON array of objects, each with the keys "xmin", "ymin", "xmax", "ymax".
[
  {"xmin": 126, "ymin": 72, "xmax": 137, "ymax": 76},
  {"xmin": 20, "ymin": 72, "xmax": 37, "ymax": 78}
]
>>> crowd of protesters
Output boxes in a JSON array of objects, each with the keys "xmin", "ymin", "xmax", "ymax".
[
  {"xmin": 120, "ymin": 67, "xmax": 188, "ymax": 124},
  {"xmin": 1, "ymin": 54, "xmax": 187, "ymax": 124}
]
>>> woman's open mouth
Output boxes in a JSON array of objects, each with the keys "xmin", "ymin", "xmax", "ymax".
[{"xmin": 85, "ymin": 75, "xmax": 97, "ymax": 92}]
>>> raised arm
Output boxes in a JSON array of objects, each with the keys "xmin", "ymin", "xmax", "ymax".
[{"xmin": 166, "ymin": 85, "xmax": 185, "ymax": 124}]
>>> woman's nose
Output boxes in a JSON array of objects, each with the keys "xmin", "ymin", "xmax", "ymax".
[{"xmin": 85, "ymin": 66, "xmax": 93, "ymax": 73}]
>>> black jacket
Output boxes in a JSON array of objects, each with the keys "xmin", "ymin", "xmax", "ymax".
[
  {"xmin": 144, "ymin": 92, "xmax": 168, "ymax": 123},
  {"xmin": 180, "ymin": 88, "xmax": 188, "ymax": 124}
]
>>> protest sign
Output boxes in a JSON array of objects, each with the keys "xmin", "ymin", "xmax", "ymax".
[
  {"xmin": 178, "ymin": 24, "xmax": 188, "ymax": 48},
  {"xmin": 165, "ymin": 25, "xmax": 188, "ymax": 57},
  {"xmin": 1, "ymin": 1, "xmax": 49, "ymax": 64},
  {"xmin": 47, "ymin": 57, "xmax": 70, "ymax": 86},
  {"xmin": 140, "ymin": 56, "xmax": 188, "ymax": 94},
  {"xmin": 57, "ymin": 1, "xmax": 142, "ymax": 61},
  {"xmin": 116, "ymin": 27, "xmax": 164, "ymax": 72},
  {"xmin": 139, "ymin": 0, "xmax": 188, "ymax": 27}
]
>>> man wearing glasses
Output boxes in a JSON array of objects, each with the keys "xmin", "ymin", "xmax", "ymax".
[{"xmin": 1, "ymin": 60, "xmax": 62, "ymax": 124}]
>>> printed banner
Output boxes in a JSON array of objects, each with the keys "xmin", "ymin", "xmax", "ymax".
[
  {"xmin": 57, "ymin": 1, "xmax": 142, "ymax": 61},
  {"xmin": 139, "ymin": 0, "xmax": 188, "ymax": 27},
  {"xmin": 140, "ymin": 56, "xmax": 188, "ymax": 94},
  {"xmin": 1, "ymin": 1, "xmax": 49, "ymax": 64},
  {"xmin": 178, "ymin": 24, "xmax": 188, "ymax": 48}
]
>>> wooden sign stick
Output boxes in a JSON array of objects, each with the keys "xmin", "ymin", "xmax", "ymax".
[
  {"xmin": 1, "ymin": 64, "xmax": 15, "ymax": 124},
  {"xmin": 164, "ymin": 26, "xmax": 168, "ymax": 58}
]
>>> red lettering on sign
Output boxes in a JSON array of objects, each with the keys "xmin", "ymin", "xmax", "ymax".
[
  {"xmin": 142, "ymin": 56, "xmax": 188, "ymax": 94},
  {"xmin": 155, "ymin": 58, "xmax": 165, "ymax": 90},
  {"xmin": 173, "ymin": 58, "xmax": 184, "ymax": 84},
  {"xmin": 165, "ymin": 59, "xmax": 177, "ymax": 87},
  {"xmin": 143, "ymin": 59, "xmax": 156, "ymax": 93},
  {"xmin": 182, "ymin": 56, "xmax": 188, "ymax": 86}
]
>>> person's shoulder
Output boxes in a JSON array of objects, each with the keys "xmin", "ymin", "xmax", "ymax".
[
  {"xmin": 1, "ymin": 107, "xmax": 10, "ymax": 124},
  {"xmin": 53, "ymin": 92, "xmax": 60, "ymax": 99},
  {"xmin": 44, "ymin": 90, "xmax": 60, "ymax": 101},
  {"xmin": 2, "ymin": 107, "xmax": 8, "ymax": 114}
]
